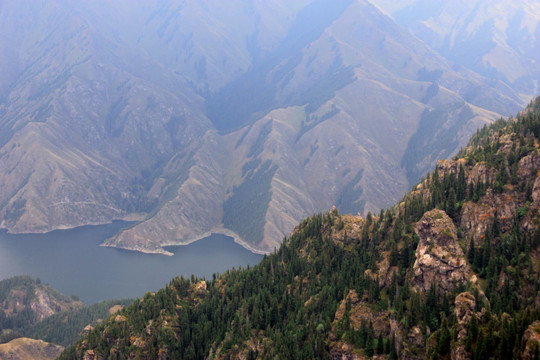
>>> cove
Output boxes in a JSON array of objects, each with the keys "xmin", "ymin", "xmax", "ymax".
[{"xmin": 0, "ymin": 222, "xmax": 263, "ymax": 304}]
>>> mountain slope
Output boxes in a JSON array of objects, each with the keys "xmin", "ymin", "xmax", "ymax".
[
  {"xmin": 61, "ymin": 98, "xmax": 540, "ymax": 359},
  {"xmin": 371, "ymin": 0, "xmax": 540, "ymax": 97},
  {"xmin": 0, "ymin": 0, "xmax": 210, "ymax": 233},
  {"xmin": 0, "ymin": 275, "xmax": 134, "ymax": 349},
  {"xmin": 105, "ymin": 0, "xmax": 524, "ymax": 254},
  {"xmin": 0, "ymin": 0, "xmax": 533, "ymax": 254},
  {"xmin": 0, "ymin": 276, "xmax": 82, "ymax": 337}
]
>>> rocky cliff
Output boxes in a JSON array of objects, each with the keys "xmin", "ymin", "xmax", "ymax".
[{"xmin": 412, "ymin": 209, "xmax": 471, "ymax": 295}]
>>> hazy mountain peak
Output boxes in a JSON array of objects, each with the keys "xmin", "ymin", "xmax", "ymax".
[{"xmin": 371, "ymin": 0, "xmax": 540, "ymax": 96}]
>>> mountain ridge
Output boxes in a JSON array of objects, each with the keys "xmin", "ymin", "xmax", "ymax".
[{"xmin": 371, "ymin": 0, "xmax": 540, "ymax": 97}]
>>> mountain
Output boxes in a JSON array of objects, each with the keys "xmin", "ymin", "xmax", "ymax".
[
  {"xmin": 0, "ymin": 275, "xmax": 134, "ymax": 351},
  {"xmin": 0, "ymin": 0, "xmax": 211, "ymax": 234},
  {"xmin": 0, "ymin": 276, "xmax": 82, "ymax": 341},
  {"xmin": 20, "ymin": 299, "xmax": 134, "ymax": 348},
  {"xmin": 371, "ymin": 0, "xmax": 540, "ymax": 98},
  {"xmin": 60, "ymin": 98, "xmax": 540, "ymax": 359},
  {"xmin": 0, "ymin": 0, "xmax": 534, "ymax": 254}
]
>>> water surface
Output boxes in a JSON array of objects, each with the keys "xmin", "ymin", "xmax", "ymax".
[{"xmin": 0, "ymin": 222, "xmax": 262, "ymax": 304}]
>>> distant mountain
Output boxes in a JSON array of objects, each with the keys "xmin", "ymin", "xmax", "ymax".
[
  {"xmin": 0, "ymin": 275, "xmax": 134, "ymax": 357},
  {"xmin": 371, "ymin": 0, "xmax": 540, "ymax": 97},
  {"xmin": 0, "ymin": 0, "xmax": 211, "ymax": 235},
  {"xmin": 60, "ymin": 97, "xmax": 540, "ymax": 360},
  {"xmin": 0, "ymin": 276, "xmax": 82, "ymax": 336},
  {"xmin": 0, "ymin": 0, "xmax": 533, "ymax": 254}
]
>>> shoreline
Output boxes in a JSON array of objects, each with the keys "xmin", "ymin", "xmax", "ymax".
[
  {"xmin": 0, "ymin": 218, "xmax": 138, "ymax": 236},
  {"xmin": 2, "ymin": 220, "xmax": 272, "ymax": 256},
  {"xmin": 100, "ymin": 228, "xmax": 271, "ymax": 256}
]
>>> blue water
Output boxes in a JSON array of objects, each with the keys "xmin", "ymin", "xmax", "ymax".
[{"xmin": 0, "ymin": 222, "xmax": 262, "ymax": 304}]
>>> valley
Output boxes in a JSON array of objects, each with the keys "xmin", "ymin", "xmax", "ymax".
[
  {"xmin": 0, "ymin": 95, "xmax": 538, "ymax": 358},
  {"xmin": 1, "ymin": 0, "xmax": 537, "ymax": 254},
  {"xmin": 0, "ymin": 1, "xmax": 538, "ymax": 355}
]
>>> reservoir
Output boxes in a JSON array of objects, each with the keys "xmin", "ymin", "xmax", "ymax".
[{"xmin": 0, "ymin": 222, "xmax": 263, "ymax": 304}]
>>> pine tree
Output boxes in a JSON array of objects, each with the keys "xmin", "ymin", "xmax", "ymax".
[
  {"xmin": 468, "ymin": 238, "xmax": 475, "ymax": 265},
  {"xmin": 377, "ymin": 333, "xmax": 384, "ymax": 354},
  {"xmin": 457, "ymin": 164, "xmax": 466, "ymax": 201},
  {"xmin": 446, "ymin": 187, "xmax": 457, "ymax": 220}
]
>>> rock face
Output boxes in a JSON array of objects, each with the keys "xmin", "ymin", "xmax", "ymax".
[
  {"xmin": 458, "ymin": 151, "xmax": 540, "ymax": 243},
  {"xmin": 0, "ymin": 338, "xmax": 63, "ymax": 360},
  {"xmin": 330, "ymin": 289, "xmax": 395, "ymax": 360},
  {"xmin": 452, "ymin": 292, "xmax": 476, "ymax": 360},
  {"xmin": 522, "ymin": 321, "xmax": 540, "ymax": 360},
  {"xmin": 459, "ymin": 189, "xmax": 521, "ymax": 242},
  {"xmin": 0, "ymin": 276, "xmax": 82, "ymax": 325},
  {"xmin": 412, "ymin": 209, "xmax": 471, "ymax": 294},
  {"xmin": 332, "ymin": 290, "xmax": 393, "ymax": 338}
]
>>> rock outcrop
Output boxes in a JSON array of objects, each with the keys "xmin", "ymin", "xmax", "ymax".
[
  {"xmin": 451, "ymin": 292, "xmax": 476, "ymax": 360},
  {"xmin": 522, "ymin": 321, "xmax": 540, "ymax": 360},
  {"xmin": 330, "ymin": 289, "xmax": 400, "ymax": 359},
  {"xmin": 459, "ymin": 189, "xmax": 521, "ymax": 242},
  {"xmin": 412, "ymin": 209, "xmax": 471, "ymax": 294},
  {"xmin": 459, "ymin": 150, "xmax": 540, "ymax": 243},
  {"xmin": 331, "ymin": 290, "xmax": 393, "ymax": 339}
]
